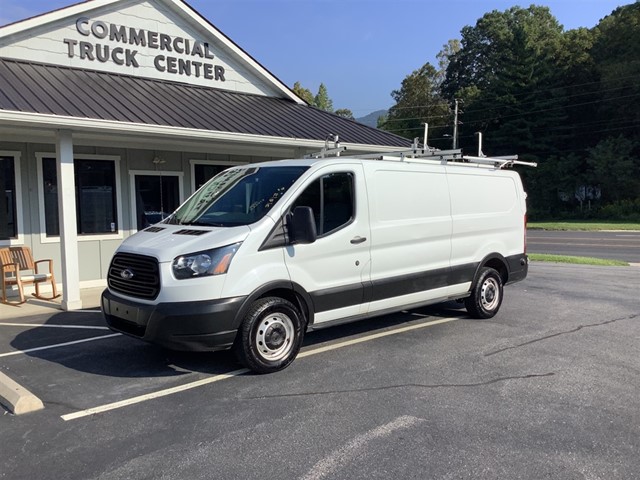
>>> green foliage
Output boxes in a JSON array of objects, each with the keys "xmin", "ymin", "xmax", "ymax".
[
  {"xmin": 443, "ymin": 6, "xmax": 565, "ymax": 157},
  {"xmin": 430, "ymin": 3, "xmax": 640, "ymax": 220},
  {"xmin": 334, "ymin": 108, "xmax": 354, "ymax": 120},
  {"xmin": 586, "ymin": 136, "xmax": 639, "ymax": 203},
  {"xmin": 314, "ymin": 83, "xmax": 334, "ymax": 113},
  {"xmin": 435, "ymin": 39, "xmax": 460, "ymax": 85},
  {"xmin": 528, "ymin": 254, "xmax": 629, "ymax": 266},
  {"xmin": 292, "ymin": 81, "xmax": 314, "ymax": 105},
  {"xmin": 380, "ymin": 62, "xmax": 450, "ymax": 144},
  {"xmin": 293, "ymin": 81, "xmax": 341, "ymax": 114},
  {"xmin": 591, "ymin": 3, "xmax": 640, "ymax": 140},
  {"xmin": 596, "ymin": 199, "xmax": 640, "ymax": 222},
  {"xmin": 528, "ymin": 221, "xmax": 640, "ymax": 231}
]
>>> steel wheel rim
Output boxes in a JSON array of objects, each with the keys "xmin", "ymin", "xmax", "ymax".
[
  {"xmin": 480, "ymin": 277, "xmax": 500, "ymax": 311},
  {"xmin": 254, "ymin": 312, "xmax": 295, "ymax": 362}
]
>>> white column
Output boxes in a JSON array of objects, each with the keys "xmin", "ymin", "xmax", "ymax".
[{"xmin": 56, "ymin": 130, "xmax": 82, "ymax": 311}]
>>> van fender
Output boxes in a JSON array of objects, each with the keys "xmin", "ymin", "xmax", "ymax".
[
  {"xmin": 231, "ymin": 280, "xmax": 315, "ymax": 329},
  {"xmin": 469, "ymin": 253, "xmax": 510, "ymax": 291}
]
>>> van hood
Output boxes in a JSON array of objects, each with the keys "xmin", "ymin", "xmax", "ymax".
[{"xmin": 116, "ymin": 224, "xmax": 251, "ymax": 263}]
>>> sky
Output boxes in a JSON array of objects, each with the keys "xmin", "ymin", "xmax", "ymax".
[{"xmin": 0, "ymin": 0, "xmax": 633, "ymax": 117}]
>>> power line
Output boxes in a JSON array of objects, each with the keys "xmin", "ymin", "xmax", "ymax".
[
  {"xmin": 348, "ymin": 73, "xmax": 640, "ymax": 116},
  {"xmin": 380, "ymin": 82, "xmax": 639, "ymax": 125},
  {"xmin": 381, "ymin": 91, "xmax": 640, "ymax": 134}
]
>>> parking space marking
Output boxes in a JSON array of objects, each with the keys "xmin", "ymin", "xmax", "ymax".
[
  {"xmin": 301, "ymin": 415, "xmax": 425, "ymax": 480},
  {"xmin": 0, "ymin": 333, "xmax": 121, "ymax": 358},
  {"xmin": 61, "ymin": 316, "xmax": 463, "ymax": 421},
  {"xmin": 0, "ymin": 323, "xmax": 110, "ymax": 330},
  {"xmin": 61, "ymin": 368, "xmax": 250, "ymax": 421},
  {"xmin": 297, "ymin": 317, "xmax": 461, "ymax": 359}
]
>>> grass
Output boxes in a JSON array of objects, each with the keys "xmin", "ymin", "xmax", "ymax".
[
  {"xmin": 529, "ymin": 253, "xmax": 629, "ymax": 266},
  {"xmin": 528, "ymin": 221, "xmax": 640, "ymax": 231}
]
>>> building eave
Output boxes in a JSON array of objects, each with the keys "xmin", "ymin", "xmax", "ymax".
[{"xmin": 0, "ymin": 110, "xmax": 403, "ymax": 154}]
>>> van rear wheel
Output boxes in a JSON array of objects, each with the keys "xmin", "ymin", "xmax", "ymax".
[
  {"xmin": 465, "ymin": 267, "xmax": 503, "ymax": 319},
  {"xmin": 233, "ymin": 297, "xmax": 305, "ymax": 374}
]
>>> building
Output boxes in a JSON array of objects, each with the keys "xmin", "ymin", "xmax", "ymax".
[{"xmin": 0, "ymin": 0, "xmax": 410, "ymax": 309}]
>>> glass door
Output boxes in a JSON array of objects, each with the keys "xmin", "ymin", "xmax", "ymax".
[{"xmin": 134, "ymin": 174, "xmax": 181, "ymax": 230}]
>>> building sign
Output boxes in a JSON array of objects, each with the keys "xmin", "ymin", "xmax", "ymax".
[{"xmin": 63, "ymin": 17, "xmax": 226, "ymax": 81}]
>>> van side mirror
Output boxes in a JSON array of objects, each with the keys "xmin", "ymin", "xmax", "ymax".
[{"xmin": 288, "ymin": 206, "xmax": 317, "ymax": 244}]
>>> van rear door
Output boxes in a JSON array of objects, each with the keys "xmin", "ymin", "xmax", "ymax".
[{"xmin": 283, "ymin": 164, "xmax": 371, "ymax": 324}]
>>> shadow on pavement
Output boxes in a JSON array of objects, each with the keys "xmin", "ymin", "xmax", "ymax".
[{"xmin": 10, "ymin": 301, "xmax": 468, "ymax": 379}]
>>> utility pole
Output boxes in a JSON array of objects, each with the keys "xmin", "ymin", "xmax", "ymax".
[{"xmin": 452, "ymin": 99, "xmax": 459, "ymax": 149}]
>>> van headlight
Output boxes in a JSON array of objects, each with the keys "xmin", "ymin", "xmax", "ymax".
[{"xmin": 172, "ymin": 243, "xmax": 241, "ymax": 279}]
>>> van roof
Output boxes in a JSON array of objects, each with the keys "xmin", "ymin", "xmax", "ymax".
[{"xmin": 235, "ymin": 156, "xmax": 522, "ymax": 173}]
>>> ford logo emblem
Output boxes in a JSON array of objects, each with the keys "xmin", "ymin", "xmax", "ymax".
[{"xmin": 121, "ymin": 268, "xmax": 135, "ymax": 280}]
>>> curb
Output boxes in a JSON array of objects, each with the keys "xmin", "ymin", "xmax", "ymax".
[{"xmin": 0, "ymin": 371, "xmax": 44, "ymax": 415}]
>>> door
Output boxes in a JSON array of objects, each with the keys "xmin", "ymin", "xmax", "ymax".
[
  {"xmin": 283, "ymin": 165, "xmax": 371, "ymax": 324},
  {"xmin": 133, "ymin": 173, "xmax": 182, "ymax": 231}
]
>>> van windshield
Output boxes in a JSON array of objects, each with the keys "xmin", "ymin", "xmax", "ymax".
[{"xmin": 167, "ymin": 166, "xmax": 308, "ymax": 227}]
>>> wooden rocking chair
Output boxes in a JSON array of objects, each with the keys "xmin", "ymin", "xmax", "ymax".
[{"xmin": 0, "ymin": 246, "xmax": 60, "ymax": 305}]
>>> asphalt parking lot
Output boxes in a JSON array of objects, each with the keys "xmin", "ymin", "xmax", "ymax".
[{"xmin": 1, "ymin": 262, "xmax": 639, "ymax": 479}]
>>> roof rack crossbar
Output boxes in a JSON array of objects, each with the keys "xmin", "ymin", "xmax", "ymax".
[{"xmin": 304, "ymin": 135, "xmax": 537, "ymax": 168}]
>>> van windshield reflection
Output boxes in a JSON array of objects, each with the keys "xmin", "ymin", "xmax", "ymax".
[{"xmin": 167, "ymin": 166, "xmax": 308, "ymax": 227}]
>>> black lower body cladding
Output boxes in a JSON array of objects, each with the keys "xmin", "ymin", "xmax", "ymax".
[
  {"xmin": 505, "ymin": 253, "xmax": 529, "ymax": 284},
  {"xmin": 101, "ymin": 289, "xmax": 246, "ymax": 351}
]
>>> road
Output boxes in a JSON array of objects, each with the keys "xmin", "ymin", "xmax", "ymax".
[
  {"xmin": 527, "ymin": 229, "xmax": 640, "ymax": 263},
  {"xmin": 1, "ymin": 263, "xmax": 639, "ymax": 479}
]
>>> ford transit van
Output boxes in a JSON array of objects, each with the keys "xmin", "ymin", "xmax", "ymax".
[{"xmin": 102, "ymin": 152, "xmax": 531, "ymax": 373}]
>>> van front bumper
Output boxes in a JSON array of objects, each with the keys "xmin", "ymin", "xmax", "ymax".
[{"xmin": 101, "ymin": 289, "xmax": 246, "ymax": 351}]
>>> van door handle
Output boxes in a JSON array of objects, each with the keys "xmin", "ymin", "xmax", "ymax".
[{"xmin": 350, "ymin": 236, "xmax": 367, "ymax": 245}]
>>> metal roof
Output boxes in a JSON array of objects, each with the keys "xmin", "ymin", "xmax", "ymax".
[{"xmin": 0, "ymin": 57, "xmax": 411, "ymax": 148}]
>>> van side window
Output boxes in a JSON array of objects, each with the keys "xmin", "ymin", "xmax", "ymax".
[{"xmin": 292, "ymin": 172, "xmax": 354, "ymax": 236}]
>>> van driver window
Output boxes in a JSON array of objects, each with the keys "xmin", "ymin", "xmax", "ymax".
[{"xmin": 292, "ymin": 172, "xmax": 354, "ymax": 236}]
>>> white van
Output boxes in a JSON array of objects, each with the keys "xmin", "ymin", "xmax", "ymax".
[{"xmin": 102, "ymin": 152, "xmax": 531, "ymax": 373}]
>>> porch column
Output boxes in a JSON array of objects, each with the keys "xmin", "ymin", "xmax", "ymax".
[{"xmin": 56, "ymin": 129, "xmax": 82, "ymax": 311}]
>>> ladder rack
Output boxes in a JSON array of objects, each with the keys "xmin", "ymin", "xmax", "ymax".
[
  {"xmin": 305, "ymin": 139, "xmax": 537, "ymax": 169},
  {"xmin": 304, "ymin": 135, "xmax": 538, "ymax": 169}
]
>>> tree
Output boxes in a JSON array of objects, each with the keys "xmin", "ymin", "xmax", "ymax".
[
  {"xmin": 590, "ymin": 3, "xmax": 640, "ymax": 145},
  {"xmin": 292, "ymin": 82, "xmax": 339, "ymax": 113},
  {"xmin": 334, "ymin": 108, "xmax": 354, "ymax": 120},
  {"xmin": 555, "ymin": 27, "xmax": 600, "ymax": 152},
  {"xmin": 381, "ymin": 62, "xmax": 450, "ymax": 144},
  {"xmin": 435, "ymin": 39, "xmax": 460, "ymax": 86},
  {"xmin": 442, "ymin": 6, "xmax": 566, "ymax": 157},
  {"xmin": 586, "ymin": 136, "xmax": 639, "ymax": 204},
  {"xmin": 314, "ymin": 83, "xmax": 334, "ymax": 112},
  {"xmin": 292, "ymin": 81, "xmax": 314, "ymax": 104}
]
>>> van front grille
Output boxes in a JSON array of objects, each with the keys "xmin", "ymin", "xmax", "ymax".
[{"xmin": 108, "ymin": 253, "xmax": 160, "ymax": 300}]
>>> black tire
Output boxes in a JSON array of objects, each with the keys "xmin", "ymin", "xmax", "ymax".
[
  {"xmin": 233, "ymin": 296, "xmax": 305, "ymax": 374},
  {"xmin": 464, "ymin": 267, "xmax": 503, "ymax": 319}
]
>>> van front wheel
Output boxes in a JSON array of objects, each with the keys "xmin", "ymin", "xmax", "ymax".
[
  {"xmin": 465, "ymin": 267, "xmax": 503, "ymax": 319},
  {"xmin": 233, "ymin": 297, "xmax": 305, "ymax": 374}
]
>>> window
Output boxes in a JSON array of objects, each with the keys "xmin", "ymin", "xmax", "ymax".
[
  {"xmin": 0, "ymin": 156, "xmax": 17, "ymax": 240},
  {"xmin": 42, "ymin": 157, "xmax": 118, "ymax": 236},
  {"xmin": 171, "ymin": 166, "xmax": 307, "ymax": 227},
  {"xmin": 292, "ymin": 172, "xmax": 354, "ymax": 236},
  {"xmin": 133, "ymin": 173, "xmax": 182, "ymax": 231},
  {"xmin": 193, "ymin": 163, "xmax": 229, "ymax": 191}
]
